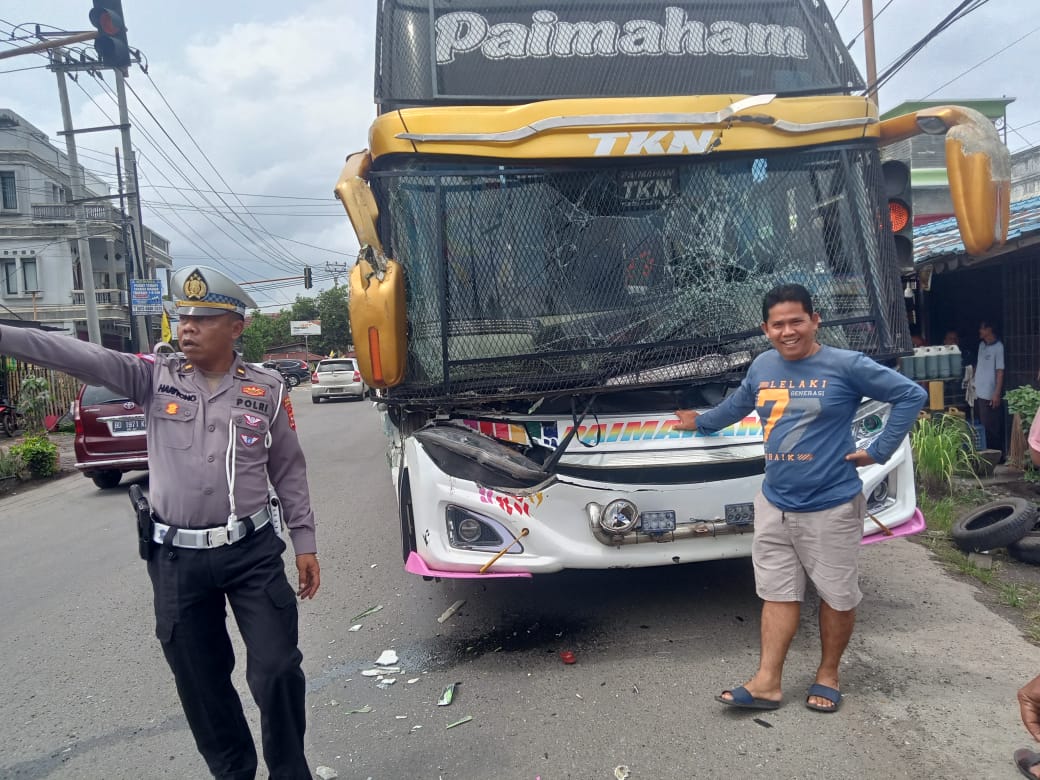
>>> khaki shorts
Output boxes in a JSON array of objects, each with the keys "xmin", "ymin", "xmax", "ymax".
[{"xmin": 751, "ymin": 492, "xmax": 866, "ymax": 612}]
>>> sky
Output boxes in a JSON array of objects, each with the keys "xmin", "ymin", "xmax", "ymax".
[{"xmin": 1, "ymin": 0, "xmax": 1037, "ymax": 311}]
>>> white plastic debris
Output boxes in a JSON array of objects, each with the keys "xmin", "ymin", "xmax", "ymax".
[
  {"xmin": 614, "ymin": 767, "xmax": 630, "ymax": 780},
  {"xmin": 361, "ymin": 669, "xmax": 382, "ymax": 677},
  {"xmin": 437, "ymin": 599, "xmax": 466, "ymax": 624},
  {"xmin": 376, "ymin": 649, "xmax": 399, "ymax": 666},
  {"xmin": 376, "ymin": 677, "xmax": 397, "ymax": 689},
  {"xmin": 395, "ymin": 715, "xmax": 408, "ymax": 719},
  {"xmin": 348, "ymin": 625, "xmax": 363, "ymax": 632},
  {"xmin": 316, "ymin": 767, "xmax": 339, "ymax": 780},
  {"xmin": 407, "ymin": 678, "xmax": 420, "ymax": 684}
]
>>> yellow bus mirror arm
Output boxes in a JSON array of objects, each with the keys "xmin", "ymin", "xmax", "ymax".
[
  {"xmin": 879, "ymin": 106, "xmax": 1010, "ymax": 257},
  {"xmin": 334, "ymin": 150, "xmax": 383, "ymax": 253}
]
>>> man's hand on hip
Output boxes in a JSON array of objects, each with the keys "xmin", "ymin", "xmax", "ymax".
[
  {"xmin": 844, "ymin": 449, "xmax": 876, "ymax": 467},
  {"xmin": 296, "ymin": 553, "xmax": 320, "ymax": 599}
]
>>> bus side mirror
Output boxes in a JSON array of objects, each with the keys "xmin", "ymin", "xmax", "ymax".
[
  {"xmin": 334, "ymin": 150, "xmax": 383, "ymax": 253},
  {"xmin": 881, "ymin": 106, "xmax": 1010, "ymax": 257}
]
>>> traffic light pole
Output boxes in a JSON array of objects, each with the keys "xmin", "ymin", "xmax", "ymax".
[
  {"xmin": 115, "ymin": 69, "xmax": 150, "ymax": 350},
  {"xmin": 53, "ymin": 57, "xmax": 102, "ymax": 344},
  {"xmin": 114, "ymin": 149, "xmax": 139, "ymax": 351}
]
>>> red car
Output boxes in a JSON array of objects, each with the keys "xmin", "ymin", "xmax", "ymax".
[{"xmin": 73, "ymin": 383, "xmax": 148, "ymax": 489}]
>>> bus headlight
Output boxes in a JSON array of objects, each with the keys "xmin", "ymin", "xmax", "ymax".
[
  {"xmin": 852, "ymin": 400, "xmax": 892, "ymax": 451},
  {"xmin": 600, "ymin": 499, "xmax": 640, "ymax": 533}
]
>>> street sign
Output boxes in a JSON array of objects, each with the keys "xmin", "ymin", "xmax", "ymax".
[
  {"xmin": 291, "ymin": 320, "xmax": 322, "ymax": 336},
  {"xmin": 131, "ymin": 279, "xmax": 163, "ymax": 315}
]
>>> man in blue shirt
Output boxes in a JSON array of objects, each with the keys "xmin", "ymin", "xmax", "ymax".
[{"xmin": 675, "ymin": 284, "xmax": 926, "ymax": 713}]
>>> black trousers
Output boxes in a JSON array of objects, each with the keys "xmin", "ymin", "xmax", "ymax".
[
  {"xmin": 147, "ymin": 525, "xmax": 310, "ymax": 780},
  {"xmin": 976, "ymin": 399, "xmax": 1005, "ymax": 457}
]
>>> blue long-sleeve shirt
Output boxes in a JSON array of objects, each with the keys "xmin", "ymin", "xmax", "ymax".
[{"xmin": 696, "ymin": 345, "xmax": 927, "ymax": 512}]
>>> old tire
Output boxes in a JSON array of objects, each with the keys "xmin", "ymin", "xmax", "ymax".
[
  {"xmin": 91, "ymin": 470, "xmax": 123, "ymax": 490},
  {"xmin": 950, "ymin": 498, "xmax": 1037, "ymax": 552},
  {"xmin": 1009, "ymin": 524, "xmax": 1040, "ymax": 565}
]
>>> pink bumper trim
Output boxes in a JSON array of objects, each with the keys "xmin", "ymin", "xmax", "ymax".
[
  {"xmin": 404, "ymin": 551, "xmax": 533, "ymax": 579},
  {"xmin": 861, "ymin": 507, "xmax": 926, "ymax": 545}
]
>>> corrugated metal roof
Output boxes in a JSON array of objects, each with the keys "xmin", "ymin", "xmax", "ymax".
[{"xmin": 914, "ymin": 194, "xmax": 1040, "ymax": 264}]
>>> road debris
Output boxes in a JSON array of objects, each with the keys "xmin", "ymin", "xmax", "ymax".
[
  {"xmin": 446, "ymin": 715, "xmax": 473, "ymax": 729},
  {"xmin": 437, "ymin": 599, "xmax": 466, "ymax": 623},
  {"xmin": 348, "ymin": 625, "xmax": 363, "ymax": 632},
  {"xmin": 753, "ymin": 717, "xmax": 773, "ymax": 728},
  {"xmin": 351, "ymin": 605, "xmax": 384, "ymax": 621},
  {"xmin": 344, "ymin": 705, "xmax": 372, "ymax": 715},
  {"xmin": 376, "ymin": 677, "xmax": 397, "ymax": 689},
  {"xmin": 316, "ymin": 767, "xmax": 339, "ymax": 779},
  {"xmin": 614, "ymin": 766, "xmax": 630, "ymax": 780},
  {"xmin": 407, "ymin": 678, "xmax": 420, "ymax": 684},
  {"xmin": 376, "ymin": 649, "xmax": 399, "ymax": 666},
  {"xmin": 559, "ymin": 650, "xmax": 576, "ymax": 664},
  {"xmin": 361, "ymin": 669, "xmax": 383, "ymax": 677},
  {"xmin": 437, "ymin": 682, "xmax": 459, "ymax": 706}
]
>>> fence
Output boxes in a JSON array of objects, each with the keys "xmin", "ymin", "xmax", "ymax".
[{"xmin": 1, "ymin": 359, "xmax": 81, "ymax": 420}]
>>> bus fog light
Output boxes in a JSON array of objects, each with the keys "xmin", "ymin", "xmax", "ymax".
[
  {"xmin": 458, "ymin": 517, "xmax": 482, "ymax": 542},
  {"xmin": 445, "ymin": 505, "xmax": 507, "ymax": 549},
  {"xmin": 600, "ymin": 499, "xmax": 639, "ymax": 533}
]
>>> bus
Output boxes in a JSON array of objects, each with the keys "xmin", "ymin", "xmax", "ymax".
[{"xmin": 335, "ymin": 0, "xmax": 1010, "ymax": 579}]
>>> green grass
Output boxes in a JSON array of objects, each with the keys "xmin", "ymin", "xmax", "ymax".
[
  {"xmin": 916, "ymin": 482, "xmax": 1040, "ymax": 642},
  {"xmin": 1001, "ymin": 583, "xmax": 1026, "ymax": 608}
]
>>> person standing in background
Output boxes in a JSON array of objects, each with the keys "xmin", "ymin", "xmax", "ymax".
[{"xmin": 974, "ymin": 320, "xmax": 1005, "ymax": 458}]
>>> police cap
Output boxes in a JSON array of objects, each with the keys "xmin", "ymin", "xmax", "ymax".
[{"xmin": 171, "ymin": 265, "xmax": 257, "ymax": 317}]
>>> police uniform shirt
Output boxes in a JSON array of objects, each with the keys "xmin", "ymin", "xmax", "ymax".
[{"xmin": 0, "ymin": 326, "xmax": 316, "ymax": 555}]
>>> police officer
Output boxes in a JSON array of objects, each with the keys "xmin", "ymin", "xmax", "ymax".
[{"xmin": 0, "ymin": 266, "xmax": 319, "ymax": 779}]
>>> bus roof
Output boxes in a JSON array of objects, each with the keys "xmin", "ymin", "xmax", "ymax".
[{"xmin": 375, "ymin": 0, "xmax": 865, "ymax": 111}]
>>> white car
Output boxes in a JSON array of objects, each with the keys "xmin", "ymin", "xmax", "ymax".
[{"xmin": 311, "ymin": 358, "xmax": 366, "ymax": 403}]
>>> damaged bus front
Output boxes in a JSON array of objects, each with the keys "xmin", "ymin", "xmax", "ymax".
[{"xmin": 336, "ymin": 0, "xmax": 1010, "ymax": 579}]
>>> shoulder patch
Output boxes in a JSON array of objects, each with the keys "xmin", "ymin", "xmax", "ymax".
[
  {"xmin": 137, "ymin": 353, "xmax": 156, "ymax": 364},
  {"xmin": 282, "ymin": 395, "xmax": 296, "ymax": 430}
]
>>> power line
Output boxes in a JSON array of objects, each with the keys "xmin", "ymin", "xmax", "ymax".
[
  {"xmin": 869, "ymin": 0, "xmax": 991, "ymax": 95},
  {"xmin": 845, "ymin": 0, "xmax": 899, "ymax": 49},
  {"xmin": 920, "ymin": 21, "xmax": 1040, "ymax": 100}
]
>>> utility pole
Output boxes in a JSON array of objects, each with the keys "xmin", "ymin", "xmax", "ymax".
[
  {"xmin": 114, "ymin": 70, "xmax": 151, "ymax": 350},
  {"xmin": 114, "ymin": 148, "xmax": 139, "ymax": 350},
  {"xmin": 862, "ymin": 0, "xmax": 879, "ymax": 106},
  {"xmin": 53, "ymin": 54, "xmax": 102, "ymax": 344}
]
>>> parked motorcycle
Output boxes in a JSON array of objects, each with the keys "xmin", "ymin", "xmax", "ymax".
[{"xmin": 0, "ymin": 398, "xmax": 18, "ymax": 437}]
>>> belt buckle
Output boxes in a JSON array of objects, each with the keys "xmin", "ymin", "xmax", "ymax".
[{"xmin": 208, "ymin": 526, "xmax": 229, "ymax": 547}]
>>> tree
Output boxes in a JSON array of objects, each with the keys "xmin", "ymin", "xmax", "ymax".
[
  {"xmin": 241, "ymin": 309, "xmax": 291, "ymax": 361},
  {"xmin": 17, "ymin": 375, "xmax": 51, "ymax": 435},
  {"xmin": 316, "ymin": 285, "xmax": 352, "ymax": 355}
]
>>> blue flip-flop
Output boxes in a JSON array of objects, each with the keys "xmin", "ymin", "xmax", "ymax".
[
  {"xmin": 715, "ymin": 685, "xmax": 781, "ymax": 710},
  {"xmin": 805, "ymin": 683, "xmax": 842, "ymax": 712},
  {"xmin": 1015, "ymin": 748, "xmax": 1040, "ymax": 778}
]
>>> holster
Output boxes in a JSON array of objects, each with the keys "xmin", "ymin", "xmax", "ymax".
[{"xmin": 128, "ymin": 484, "xmax": 154, "ymax": 561}]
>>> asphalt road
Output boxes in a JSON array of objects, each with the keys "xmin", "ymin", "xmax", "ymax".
[{"xmin": 1, "ymin": 393, "xmax": 1039, "ymax": 779}]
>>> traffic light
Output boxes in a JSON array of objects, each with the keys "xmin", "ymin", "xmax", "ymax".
[
  {"xmin": 883, "ymin": 159, "xmax": 913, "ymax": 273},
  {"xmin": 89, "ymin": 0, "xmax": 131, "ymax": 69},
  {"xmin": 303, "ymin": 266, "xmax": 313, "ymax": 288}
]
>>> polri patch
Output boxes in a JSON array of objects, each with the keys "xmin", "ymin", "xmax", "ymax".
[
  {"xmin": 235, "ymin": 397, "xmax": 270, "ymax": 414},
  {"xmin": 282, "ymin": 395, "xmax": 296, "ymax": 430},
  {"xmin": 242, "ymin": 385, "xmax": 266, "ymax": 397},
  {"xmin": 240, "ymin": 433, "xmax": 260, "ymax": 447}
]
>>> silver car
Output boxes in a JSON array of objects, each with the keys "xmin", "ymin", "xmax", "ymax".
[{"xmin": 311, "ymin": 358, "xmax": 366, "ymax": 403}]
